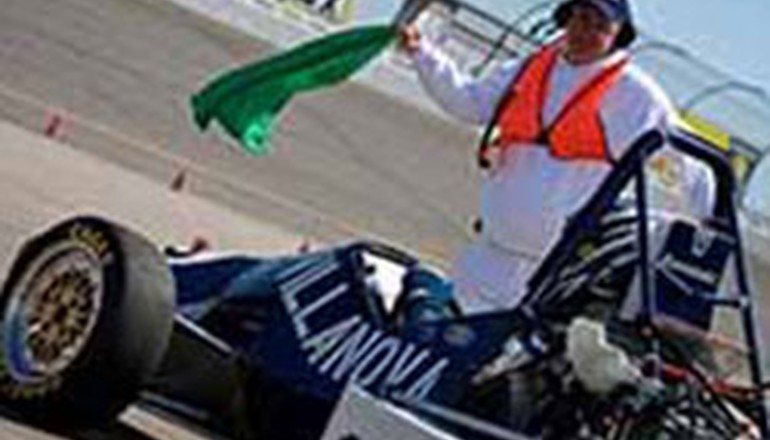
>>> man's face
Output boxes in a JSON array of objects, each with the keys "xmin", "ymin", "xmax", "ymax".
[{"xmin": 564, "ymin": 3, "xmax": 622, "ymax": 63}]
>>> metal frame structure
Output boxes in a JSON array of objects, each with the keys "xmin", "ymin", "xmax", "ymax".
[{"xmin": 519, "ymin": 129, "xmax": 770, "ymax": 436}]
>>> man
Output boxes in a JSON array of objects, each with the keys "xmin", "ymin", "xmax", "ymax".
[{"xmin": 400, "ymin": 0, "xmax": 714, "ymax": 314}]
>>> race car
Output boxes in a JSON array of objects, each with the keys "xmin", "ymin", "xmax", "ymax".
[{"xmin": 0, "ymin": 129, "xmax": 767, "ymax": 440}]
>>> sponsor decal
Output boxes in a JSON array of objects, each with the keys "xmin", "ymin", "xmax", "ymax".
[
  {"xmin": 649, "ymin": 155, "xmax": 679, "ymax": 188},
  {"xmin": 277, "ymin": 256, "xmax": 449, "ymax": 401},
  {"xmin": 655, "ymin": 224, "xmax": 729, "ymax": 295},
  {"xmin": 69, "ymin": 223, "xmax": 114, "ymax": 265},
  {"xmin": 656, "ymin": 254, "xmax": 719, "ymax": 296}
]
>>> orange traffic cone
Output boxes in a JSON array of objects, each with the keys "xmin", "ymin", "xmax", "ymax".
[
  {"xmin": 298, "ymin": 238, "xmax": 312, "ymax": 254},
  {"xmin": 170, "ymin": 169, "xmax": 187, "ymax": 192},
  {"xmin": 43, "ymin": 112, "xmax": 64, "ymax": 139},
  {"xmin": 189, "ymin": 236, "xmax": 211, "ymax": 254}
]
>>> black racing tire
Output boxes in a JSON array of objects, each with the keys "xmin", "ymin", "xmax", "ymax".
[{"xmin": 0, "ymin": 216, "xmax": 175, "ymax": 427}]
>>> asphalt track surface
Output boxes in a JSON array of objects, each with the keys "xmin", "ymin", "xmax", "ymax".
[{"xmin": 0, "ymin": 0, "xmax": 481, "ymax": 266}]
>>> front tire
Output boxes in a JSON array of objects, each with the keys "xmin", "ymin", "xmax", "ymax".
[{"xmin": 0, "ymin": 216, "xmax": 174, "ymax": 427}]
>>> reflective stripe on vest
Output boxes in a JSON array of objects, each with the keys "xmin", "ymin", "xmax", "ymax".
[{"xmin": 482, "ymin": 42, "xmax": 629, "ymax": 164}]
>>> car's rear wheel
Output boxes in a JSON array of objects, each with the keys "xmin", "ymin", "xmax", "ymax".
[{"xmin": 0, "ymin": 216, "xmax": 174, "ymax": 427}]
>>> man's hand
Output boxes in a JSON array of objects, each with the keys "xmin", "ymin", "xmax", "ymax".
[{"xmin": 398, "ymin": 25, "xmax": 421, "ymax": 55}]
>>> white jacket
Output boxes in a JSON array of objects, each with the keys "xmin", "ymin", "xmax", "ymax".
[{"xmin": 412, "ymin": 39, "xmax": 715, "ymax": 312}]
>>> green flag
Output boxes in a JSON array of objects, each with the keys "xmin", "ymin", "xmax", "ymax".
[{"xmin": 191, "ymin": 25, "xmax": 396, "ymax": 155}]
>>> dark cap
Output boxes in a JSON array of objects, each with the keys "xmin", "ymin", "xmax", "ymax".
[{"xmin": 554, "ymin": 0, "xmax": 637, "ymax": 48}]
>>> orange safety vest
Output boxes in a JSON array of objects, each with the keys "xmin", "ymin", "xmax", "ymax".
[{"xmin": 480, "ymin": 41, "xmax": 629, "ymax": 165}]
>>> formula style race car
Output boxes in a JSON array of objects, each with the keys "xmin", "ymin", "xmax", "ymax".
[{"xmin": 0, "ymin": 129, "xmax": 768, "ymax": 440}]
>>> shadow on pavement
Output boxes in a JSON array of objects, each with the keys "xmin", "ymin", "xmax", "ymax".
[{"xmin": 0, "ymin": 406, "xmax": 157, "ymax": 440}]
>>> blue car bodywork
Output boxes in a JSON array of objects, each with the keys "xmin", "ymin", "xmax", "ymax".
[
  {"xmin": 155, "ymin": 240, "xmax": 523, "ymax": 438},
  {"xmin": 144, "ymin": 130, "xmax": 770, "ymax": 439}
]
